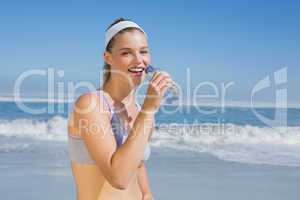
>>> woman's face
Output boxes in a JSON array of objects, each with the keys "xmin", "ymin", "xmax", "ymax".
[{"xmin": 104, "ymin": 30, "xmax": 151, "ymax": 87}]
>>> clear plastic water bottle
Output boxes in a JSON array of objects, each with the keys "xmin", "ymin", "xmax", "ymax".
[{"xmin": 145, "ymin": 65, "xmax": 179, "ymax": 104}]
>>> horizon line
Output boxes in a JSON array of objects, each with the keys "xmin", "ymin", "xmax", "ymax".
[{"xmin": 0, "ymin": 97, "xmax": 299, "ymax": 109}]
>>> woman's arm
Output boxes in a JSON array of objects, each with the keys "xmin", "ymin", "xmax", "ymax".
[
  {"xmin": 75, "ymin": 72, "xmax": 170, "ymax": 190},
  {"xmin": 138, "ymin": 163, "xmax": 154, "ymax": 200},
  {"xmin": 74, "ymin": 92, "xmax": 155, "ymax": 189}
]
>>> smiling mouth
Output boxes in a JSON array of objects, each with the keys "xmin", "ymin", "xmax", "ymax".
[{"xmin": 128, "ymin": 67, "xmax": 145, "ymax": 73}]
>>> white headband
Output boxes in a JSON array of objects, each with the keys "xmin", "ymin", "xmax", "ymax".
[{"xmin": 104, "ymin": 21, "xmax": 147, "ymax": 49}]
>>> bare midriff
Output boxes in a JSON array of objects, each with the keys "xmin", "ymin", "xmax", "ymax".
[{"xmin": 71, "ymin": 162, "xmax": 142, "ymax": 200}]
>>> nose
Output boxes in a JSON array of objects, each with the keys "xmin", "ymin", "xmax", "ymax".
[{"xmin": 133, "ymin": 52, "xmax": 143, "ymax": 65}]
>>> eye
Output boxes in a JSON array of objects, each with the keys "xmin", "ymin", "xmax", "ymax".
[
  {"xmin": 141, "ymin": 50, "xmax": 148, "ymax": 54},
  {"xmin": 121, "ymin": 52, "xmax": 130, "ymax": 56}
]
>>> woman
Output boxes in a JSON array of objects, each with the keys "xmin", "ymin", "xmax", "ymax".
[{"xmin": 68, "ymin": 18, "xmax": 174, "ymax": 200}]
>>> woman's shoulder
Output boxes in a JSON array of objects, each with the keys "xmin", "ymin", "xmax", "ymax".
[
  {"xmin": 74, "ymin": 91, "xmax": 98, "ymax": 106},
  {"xmin": 73, "ymin": 91, "xmax": 111, "ymax": 117}
]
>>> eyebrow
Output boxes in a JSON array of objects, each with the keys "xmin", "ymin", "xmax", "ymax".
[{"xmin": 118, "ymin": 46, "xmax": 149, "ymax": 51}]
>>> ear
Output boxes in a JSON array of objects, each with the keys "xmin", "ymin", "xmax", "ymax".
[{"xmin": 103, "ymin": 51, "xmax": 113, "ymax": 66}]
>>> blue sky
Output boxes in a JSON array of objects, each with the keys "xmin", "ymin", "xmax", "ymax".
[{"xmin": 0, "ymin": 0, "xmax": 299, "ymax": 105}]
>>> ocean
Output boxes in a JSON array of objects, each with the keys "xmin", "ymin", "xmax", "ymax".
[{"xmin": 0, "ymin": 101, "xmax": 299, "ymax": 199}]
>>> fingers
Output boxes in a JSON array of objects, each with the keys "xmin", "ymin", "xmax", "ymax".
[
  {"xmin": 151, "ymin": 71, "xmax": 170, "ymax": 84},
  {"xmin": 150, "ymin": 71, "xmax": 174, "ymax": 94},
  {"xmin": 160, "ymin": 80, "xmax": 173, "ymax": 94},
  {"xmin": 143, "ymin": 70, "xmax": 176, "ymax": 113}
]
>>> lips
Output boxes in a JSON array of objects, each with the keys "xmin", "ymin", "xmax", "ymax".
[{"xmin": 128, "ymin": 67, "xmax": 145, "ymax": 73}]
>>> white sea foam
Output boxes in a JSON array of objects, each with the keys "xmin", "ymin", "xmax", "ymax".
[
  {"xmin": 0, "ymin": 116, "xmax": 68, "ymax": 141},
  {"xmin": 0, "ymin": 117, "xmax": 300, "ymax": 166},
  {"xmin": 152, "ymin": 123, "xmax": 300, "ymax": 166}
]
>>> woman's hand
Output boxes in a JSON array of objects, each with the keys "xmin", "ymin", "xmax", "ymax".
[
  {"xmin": 142, "ymin": 71, "xmax": 174, "ymax": 114},
  {"xmin": 141, "ymin": 191, "xmax": 154, "ymax": 200}
]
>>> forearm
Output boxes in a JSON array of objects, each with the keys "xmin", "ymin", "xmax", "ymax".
[{"xmin": 111, "ymin": 111, "xmax": 154, "ymax": 184}]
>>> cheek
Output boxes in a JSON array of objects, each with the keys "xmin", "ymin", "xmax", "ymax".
[
  {"xmin": 145, "ymin": 54, "xmax": 151, "ymax": 63},
  {"xmin": 112, "ymin": 55, "xmax": 131, "ymax": 68}
]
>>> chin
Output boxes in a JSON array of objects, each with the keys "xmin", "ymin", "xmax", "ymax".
[
  {"xmin": 130, "ymin": 73, "xmax": 146, "ymax": 88},
  {"xmin": 132, "ymin": 78, "xmax": 143, "ymax": 88}
]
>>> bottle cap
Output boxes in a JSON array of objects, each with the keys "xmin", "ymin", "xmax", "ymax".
[{"xmin": 145, "ymin": 65, "xmax": 156, "ymax": 73}]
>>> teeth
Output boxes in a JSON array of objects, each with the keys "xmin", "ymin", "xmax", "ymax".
[{"xmin": 128, "ymin": 67, "xmax": 144, "ymax": 73}]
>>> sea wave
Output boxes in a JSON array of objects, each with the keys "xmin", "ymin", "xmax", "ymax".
[
  {"xmin": 0, "ymin": 116, "xmax": 67, "ymax": 141},
  {"xmin": 152, "ymin": 123, "xmax": 300, "ymax": 166},
  {"xmin": 1, "ymin": 116, "xmax": 300, "ymax": 166}
]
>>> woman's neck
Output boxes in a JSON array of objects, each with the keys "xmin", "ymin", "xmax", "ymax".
[{"xmin": 102, "ymin": 78, "xmax": 136, "ymax": 106}]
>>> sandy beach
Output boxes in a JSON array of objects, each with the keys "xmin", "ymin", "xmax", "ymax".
[{"xmin": 1, "ymin": 143, "xmax": 299, "ymax": 200}]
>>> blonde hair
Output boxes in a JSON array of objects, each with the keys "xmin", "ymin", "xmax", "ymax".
[{"xmin": 102, "ymin": 62, "xmax": 111, "ymax": 84}]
